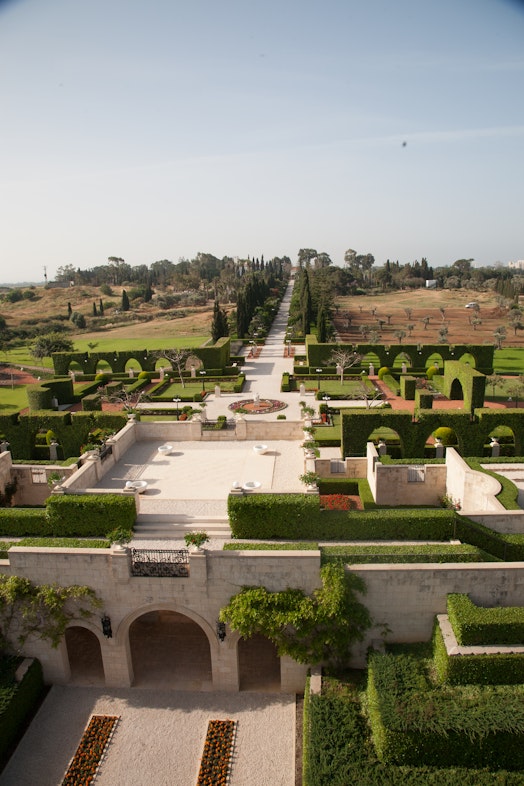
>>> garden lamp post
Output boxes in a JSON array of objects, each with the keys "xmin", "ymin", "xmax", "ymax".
[
  {"xmin": 316, "ymin": 368, "xmax": 323, "ymax": 392},
  {"xmin": 173, "ymin": 397, "xmax": 181, "ymax": 419},
  {"xmin": 200, "ymin": 371, "xmax": 207, "ymax": 392}
]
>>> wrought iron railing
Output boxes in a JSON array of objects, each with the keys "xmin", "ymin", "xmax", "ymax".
[
  {"xmin": 99, "ymin": 443, "xmax": 113, "ymax": 461},
  {"xmin": 130, "ymin": 548, "xmax": 190, "ymax": 577}
]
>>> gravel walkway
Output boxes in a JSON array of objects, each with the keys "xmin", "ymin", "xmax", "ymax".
[{"xmin": 0, "ymin": 687, "xmax": 296, "ymax": 786}]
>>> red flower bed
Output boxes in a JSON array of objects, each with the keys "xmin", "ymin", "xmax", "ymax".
[
  {"xmin": 320, "ymin": 494, "xmax": 353, "ymax": 511},
  {"xmin": 197, "ymin": 719, "xmax": 236, "ymax": 785},
  {"xmin": 62, "ymin": 715, "xmax": 119, "ymax": 786}
]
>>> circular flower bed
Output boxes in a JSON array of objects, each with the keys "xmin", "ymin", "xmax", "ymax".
[{"xmin": 228, "ymin": 398, "xmax": 287, "ymax": 414}]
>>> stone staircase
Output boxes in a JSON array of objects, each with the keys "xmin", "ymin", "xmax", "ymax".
[{"xmin": 133, "ymin": 498, "xmax": 231, "ymax": 540}]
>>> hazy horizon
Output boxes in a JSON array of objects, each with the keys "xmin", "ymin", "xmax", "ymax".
[{"xmin": 1, "ymin": 0, "xmax": 523, "ymax": 281}]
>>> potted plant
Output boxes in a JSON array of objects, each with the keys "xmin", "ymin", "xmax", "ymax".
[
  {"xmin": 301, "ymin": 440, "xmax": 320, "ymax": 458},
  {"xmin": 47, "ymin": 471, "xmax": 65, "ymax": 489},
  {"xmin": 107, "ymin": 527, "xmax": 133, "ymax": 550},
  {"xmin": 184, "ymin": 531, "xmax": 209, "ymax": 551},
  {"xmin": 299, "ymin": 471, "xmax": 320, "ymax": 492}
]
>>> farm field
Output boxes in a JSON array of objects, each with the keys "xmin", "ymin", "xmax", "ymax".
[{"xmin": 334, "ymin": 289, "xmax": 524, "ymax": 349}]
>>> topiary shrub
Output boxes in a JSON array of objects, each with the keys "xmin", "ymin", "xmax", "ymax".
[
  {"xmin": 378, "ymin": 367, "xmax": 389, "ymax": 380},
  {"xmin": 427, "ymin": 365, "xmax": 439, "ymax": 379},
  {"xmin": 433, "ymin": 427, "xmax": 456, "ymax": 446},
  {"xmin": 95, "ymin": 373, "xmax": 111, "ymax": 384}
]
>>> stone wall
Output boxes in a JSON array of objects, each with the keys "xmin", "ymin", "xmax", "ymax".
[
  {"xmin": 446, "ymin": 448, "xmax": 505, "ymax": 513},
  {"xmin": 366, "ymin": 442, "xmax": 447, "ymax": 506},
  {"xmin": 350, "ymin": 561, "xmax": 524, "ymax": 666},
  {"xmin": 4, "ymin": 547, "xmax": 320, "ymax": 692}
]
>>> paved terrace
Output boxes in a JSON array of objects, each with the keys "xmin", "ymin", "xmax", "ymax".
[{"xmin": 91, "ymin": 437, "xmax": 341, "ymax": 544}]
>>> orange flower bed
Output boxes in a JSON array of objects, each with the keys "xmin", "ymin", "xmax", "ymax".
[
  {"xmin": 197, "ymin": 719, "xmax": 236, "ymax": 785},
  {"xmin": 62, "ymin": 714, "xmax": 119, "ymax": 786},
  {"xmin": 320, "ymin": 493, "xmax": 353, "ymax": 510}
]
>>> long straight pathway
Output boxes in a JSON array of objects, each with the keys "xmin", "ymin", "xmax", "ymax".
[{"xmin": 202, "ymin": 280, "xmax": 311, "ymax": 421}]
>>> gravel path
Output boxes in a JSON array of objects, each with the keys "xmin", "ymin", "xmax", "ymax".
[{"xmin": 0, "ymin": 687, "xmax": 296, "ymax": 786}]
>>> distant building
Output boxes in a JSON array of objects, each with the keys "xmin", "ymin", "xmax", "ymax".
[
  {"xmin": 425, "ymin": 279, "xmax": 437, "ymax": 289},
  {"xmin": 508, "ymin": 260, "xmax": 524, "ymax": 270}
]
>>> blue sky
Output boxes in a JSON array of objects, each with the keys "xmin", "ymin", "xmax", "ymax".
[{"xmin": 1, "ymin": 0, "xmax": 524, "ymax": 282}]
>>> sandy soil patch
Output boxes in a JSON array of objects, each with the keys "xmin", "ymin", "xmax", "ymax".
[{"xmin": 0, "ymin": 687, "xmax": 295, "ymax": 786}]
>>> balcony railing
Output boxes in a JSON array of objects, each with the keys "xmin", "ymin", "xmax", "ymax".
[{"xmin": 130, "ymin": 548, "xmax": 190, "ymax": 577}]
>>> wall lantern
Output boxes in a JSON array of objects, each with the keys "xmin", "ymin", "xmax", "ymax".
[
  {"xmin": 216, "ymin": 621, "xmax": 226, "ymax": 642},
  {"xmin": 101, "ymin": 614, "xmax": 113, "ymax": 638}
]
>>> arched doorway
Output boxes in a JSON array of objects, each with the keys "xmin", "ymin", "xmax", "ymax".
[
  {"xmin": 65, "ymin": 626, "xmax": 105, "ymax": 685},
  {"xmin": 129, "ymin": 610, "xmax": 212, "ymax": 689},
  {"xmin": 238, "ymin": 634, "xmax": 281, "ymax": 692}
]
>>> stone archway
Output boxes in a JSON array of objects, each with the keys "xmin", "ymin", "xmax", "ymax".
[
  {"xmin": 65, "ymin": 626, "xmax": 105, "ymax": 686},
  {"xmin": 129, "ymin": 610, "xmax": 212, "ymax": 689},
  {"xmin": 238, "ymin": 634, "xmax": 281, "ymax": 692}
]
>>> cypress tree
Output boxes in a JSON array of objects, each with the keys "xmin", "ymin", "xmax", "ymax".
[
  {"xmin": 121, "ymin": 289, "xmax": 130, "ymax": 312},
  {"xmin": 211, "ymin": 299, "xmax": 229, "ymax": 341}
]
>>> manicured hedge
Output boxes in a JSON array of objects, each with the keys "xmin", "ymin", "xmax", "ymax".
[
  {"xmin": 303, "ymin": 670, "xmax": 524, "ymax": 785},
  {"xmin": 46, "ymin": 494, "xmax": 136, "ymax": 537},
  {"xmin": 81, "ymin": 394, "xmax": 102, "ymax": 411},
  {"xmin": 321, "ymin": 544, "xmax": 497, "ymax": 565},
  {"xmin": 454, "ymin": 515, "xmax": 524, "ymax": 561},
  {"xmin": 433, "ymin": 622, "xmax": 524, "ymax": 686},
  {"xmin": 223, "ymin": 541, "xmax": 318, "ymax": 550},
  {"xmin": 447, "ymin": 593, "xmax": 524, "ymax": 645},
  {"xmin": 0, "ymin": 657, "xmax": 44, "ymax": 768},
  {"xmin": 304, "ymin": 688, "xmax": 367, "ymax": 785},
  {"xmin": 0, "ymin": 538, "xmax": 110, "ymax": 558},
  {"xmin": 227, "ymin": 495, "xmax": 455, "ymax": 540},
  {"xmin": 400, "ymin": 375, "xmax": 416, "ymax": 400},
  {"xmin": 0, "ymin": 508, "xmax": 48, "ymax": 537},
  {"xmin": 318, "ymin": 479, "xmax": 359, "ymax": 495},
  {"xmin": 367, "ymin": 651, "xmax": 524, "ymax": 770}
]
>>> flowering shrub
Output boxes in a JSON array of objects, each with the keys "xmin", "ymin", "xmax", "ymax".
[
  {"xmin": 197, "ymin": 719, "xmax": 236, "ymax": 785},
  {"xmin": 320, "ymin": 494, "xmax": 352, "ymax": 511},
  {"xmin": 62, "ymin": 715, "xmax": 119, "ymax": 785}
]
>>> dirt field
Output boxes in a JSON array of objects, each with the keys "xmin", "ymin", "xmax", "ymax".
[{"xmin": 334, "ymin": 289, "xmax": 523, "ymax": 347}]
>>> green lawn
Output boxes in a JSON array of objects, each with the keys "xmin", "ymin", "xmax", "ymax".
[
  {"xmin": 1, "ymin": 335, "xmax": 209, "ymax": 370},
  {"xmin": 494, "ymin": 348, "xmax": 524, "ymax": 374},
  {"xmin": 0, "ymin": 385, "xmax": 30, "ymax": 413}
]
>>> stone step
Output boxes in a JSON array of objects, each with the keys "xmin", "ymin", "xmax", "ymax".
[
  {"xmin": 136, "ymin": 513, "xmax": 228, "ymax": 525},
  {"xmin": 133, "ymin": 520, "xmax": 231, "ymax": 539}
]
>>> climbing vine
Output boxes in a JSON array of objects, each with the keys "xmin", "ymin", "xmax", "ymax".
[
  {"xmin": 219, "ymin": 563, "xmax": 371, "ymax": 667},
  {"xmin": 0, "ymin": 574, "xmax": 101, "ymax": 655}
]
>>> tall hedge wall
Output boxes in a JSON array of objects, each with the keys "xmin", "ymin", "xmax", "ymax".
[
  {"xmin": 46, "ymin": 494, "xmax": 136, "ymax": 536},
  {"xmin": 341, "ymin": 408, "xmax": 524, "ymax": 457},
  {"xmin": 447, "ymin": 593, "xmax": 524, "ymax": 646},
  {"xmin": 0, "ymin": 411, "xmax": 127, "ymax": 460},
  {"xmin": 26, "ymin": 377, "xmax": 75, "ymax": 411},
  {"xmin": 0, "ymin": 658, "xmax": 44, "ymax": 768},
  {"xmin": 367, "ymin": 651, "xmax": 524, "ymax": 770},
  {"xmin": 305, "ymin": 336, "xmax": 495, "ymax": 374},
  {"xmin": 227, "ymin": 494, "xmax": 455, "ymax": 540},
  {"xmin": 433, "ymin": 621, "xmax": 524, "ymax": 686},
  {"xmin": 52, "ymin": 338, "xmax": 232, "ymax": 376}
]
